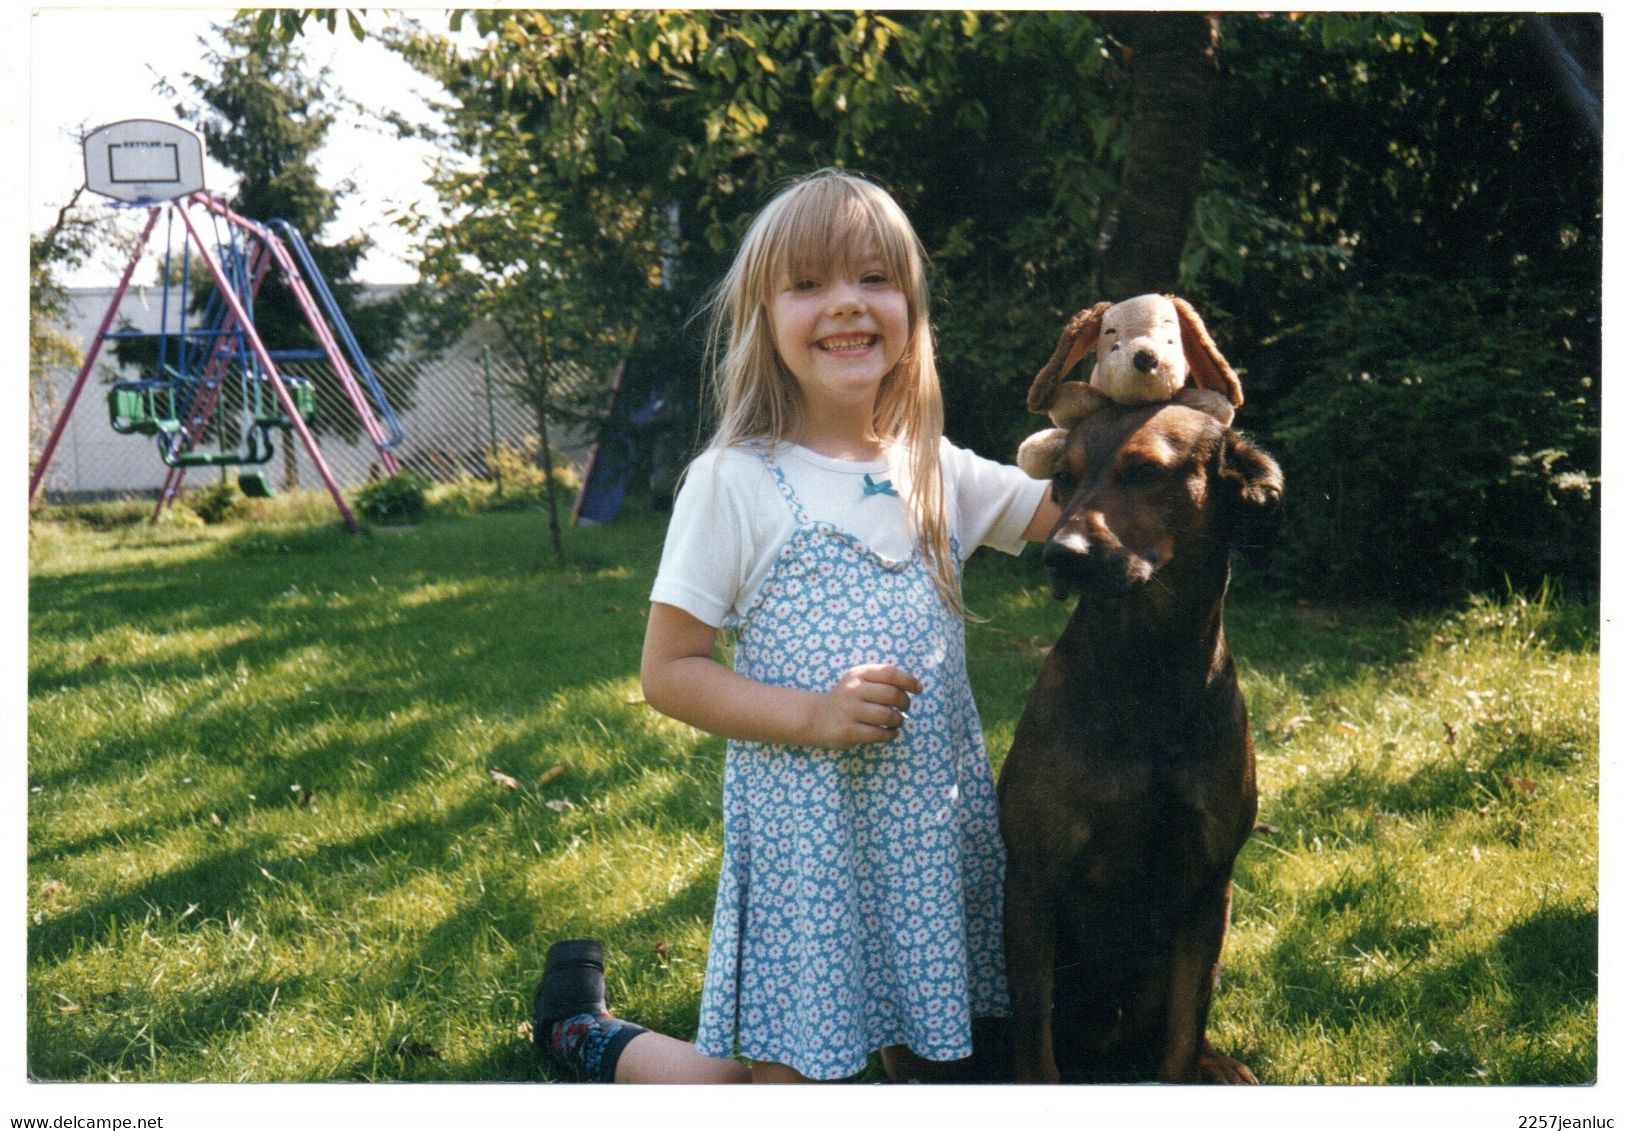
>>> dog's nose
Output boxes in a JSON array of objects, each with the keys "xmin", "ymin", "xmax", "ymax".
[
  {"xmin": 1042, "ymin": 530, "xmax": 1093, "ymax": 600},
  {"xmin": 1133, "ymin": 349, "xmax": 1158, "ymax": 374},
  {"xmin": 1047, "ymin": 529, "xmax": 1090, "ymax": 559}
]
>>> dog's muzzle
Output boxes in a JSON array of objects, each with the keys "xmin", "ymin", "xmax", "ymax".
[{"xmin": 1042, "ymin": 527, "xmax": 1149, "ymax": 601}]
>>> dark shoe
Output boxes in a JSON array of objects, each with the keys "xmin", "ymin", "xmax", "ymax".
[
  {"xmin": 534, "ymin": 938, "xmax": 646, "ymax": 1082},
  {"xmin": 535, "ymin": 938, "xmax": 607, "ymax": 1038}
]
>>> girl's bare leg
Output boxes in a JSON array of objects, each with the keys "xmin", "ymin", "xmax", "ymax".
[
  {"xmin": 880, "ymin": 1044, "xmax": 976, "ymax": 1083},
  {"xmin": 749, "ymin": 1059, "xmax": 812, "ymax": 1083},
  {"xmin": 610, "ymin": 1030, "xmax": 752, "ymax": 1083}
]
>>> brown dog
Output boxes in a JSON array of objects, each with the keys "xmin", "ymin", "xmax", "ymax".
[{"xmin": 997, "ymin": 397, "xmax": 1282, "ymax": 1084}]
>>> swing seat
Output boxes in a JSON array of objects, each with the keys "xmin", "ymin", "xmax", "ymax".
[
  {"xmin": 166, "ymin": 450, "xmax": 248, "ymax": 468},
  {"xmin": 252, "ymin": 378, "xmax": 317, "ymax": 431},
  {"xmin": 108, "ymin": 381, "xmax": 183, "ymax": 437},
  {"xmin": 238, "ymin": 472, "xmax": 275, "ymax": 498}
]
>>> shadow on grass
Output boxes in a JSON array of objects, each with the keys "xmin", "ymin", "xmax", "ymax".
[
  {"xmin": 29, "ymin": 972, "xmax": 311, "ymax": 1082},
  {"xmin": 29, "ymin": 507, "xmax": 1598, "ymax": 1082}
]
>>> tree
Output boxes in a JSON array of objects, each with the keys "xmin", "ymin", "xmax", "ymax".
[
  {"xmin": 379, "ymin": 10, "xmax": 1597, "ymax": 601},
  {"xmin": 1196, "ymin": 14, "xmax": 1601, "ymax": 600},
  {"xmin": 30, "ymin": 187, "xmax": 116, "ymax": 474},
  {"xmin": 393, "ymin": 11, "xmax": 1135, "ymax": 467},
  {"xmin": 407, "ymin": 157, "xmax": 629, "ymax": 558},
  {"xmin": 1093, "ymin": 13, "xmax": 1221, "ymax": 297},
  {"xmin": 128, "ymin": 15, "xmax": 408, "ymax": 486}
]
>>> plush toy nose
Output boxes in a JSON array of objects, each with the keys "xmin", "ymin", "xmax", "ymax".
[{"xmin": 1133, "ymin": 349, "xmax": 1158, "ymax": 374}]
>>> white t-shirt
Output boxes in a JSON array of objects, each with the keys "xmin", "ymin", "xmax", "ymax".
[{"xmin": 651, "ymin": 438, "xmax": 1049, "ymax": 627}]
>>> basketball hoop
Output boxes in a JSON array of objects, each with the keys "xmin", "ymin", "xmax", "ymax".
[{"xmin": 82, "ymin": 119, "xmax": 206, "ymax": 203}]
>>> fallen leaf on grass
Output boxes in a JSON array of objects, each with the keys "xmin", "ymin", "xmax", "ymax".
[
  {"xmin": 57, "ymin": 1002, "xmax": 82, "ymax": 1015},
  {"xmin": 537, "ymin": 763, "xmax": 569, "ymax": 788},
  {"xmin": 516, "ymin": 1020, "xmax": 534, "ymax": 1042},
  {"xmin": 1335, "ymin": 722, "xmax": 1361, "ymax": 737},
  {"xmin": 1470, "ymin": 845, "xmax": 1482, "ymax": 862},
  {"xmin": 290, "ymin": 783, "xmax": 317, "ymax": 807},
  {"xmin": 1269, "ymin": 715, "xmax": 1314, "ymax": 738},
  {"xmin": 1443, "ymin": 722, "xmax": 1458, "ymax": 745},
  {"xmin": 1253, "ymin": 821, "xmax": 1280, "ymax": 836},
  {"xmin": 604, "ymin": 604, "xmax": 622, "ymax": 614},
  {"xmin": 653, "ymin": 940, "xmax": 669, "ymax": 956},
  {"xmin": 210, "ymin": 812, "xmax": 224, "ymax": 828},
  {"xmin": 1009, "ymin": 636, "xmax": 1052, "ymax": 658},
  {"xmin": 396, "ymin": 1040, "xmax": 440, "ymax": 1059},
  {"xmin": 545, "ymin": 798, "xmax": 576, "ymax": 813},
  {"xmin": 489, "ymin": 768, "xmax": 522, "ymax": 791},
  {"xmin": 1505, "ymin": 775, "xmax": 1538, "ymax": 795}
]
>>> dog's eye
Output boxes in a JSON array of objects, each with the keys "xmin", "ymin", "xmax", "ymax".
[
  {"xmin": 1050, "ymin": 471, "xmax": 1076, "ymax": 500},
  {"xmin": 1119, "ymin": 463, "xmax": 1165, "ymax": 488}
]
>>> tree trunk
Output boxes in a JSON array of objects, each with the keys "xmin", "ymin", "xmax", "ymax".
[
  {"xmin": 534, "ymin": 390, "xmax": 565, "ymax": 561},
  {"xmin": 1096, "ymin": 13, "xmax": 1221, "ymax": 298}
]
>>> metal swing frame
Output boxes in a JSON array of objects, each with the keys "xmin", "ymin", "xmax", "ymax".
[{"xmin": 30, "ymin": 190, "xmax": 403, "ymax": 531}]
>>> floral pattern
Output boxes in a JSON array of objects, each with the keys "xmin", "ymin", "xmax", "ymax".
[{"xmin": 693, "ymin": 447, "xmax": 1009, "ymax": 1079}]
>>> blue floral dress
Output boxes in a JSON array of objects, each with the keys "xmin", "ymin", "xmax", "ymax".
[{"xmin": 693, "ymin": 446, "xmax": 1009, "ymax": 1079}]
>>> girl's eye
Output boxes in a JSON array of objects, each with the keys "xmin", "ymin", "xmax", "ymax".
[{"xmin": 861, "ymin": 272, "xmax": 889, "ymax": 286}]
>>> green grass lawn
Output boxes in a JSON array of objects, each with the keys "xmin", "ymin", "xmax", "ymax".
[{"xmin": 26, "ymin": 494, "xmax": 1598, "ymax": 1084}]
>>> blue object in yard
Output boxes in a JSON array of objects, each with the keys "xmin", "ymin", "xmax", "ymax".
[
  {"xmin": 572, "ymin": 363, "xmax": 666, "ymax": 526},
  {"xmin": 574, "ymin": 434, "xmax": 637, "ymax": 526}
]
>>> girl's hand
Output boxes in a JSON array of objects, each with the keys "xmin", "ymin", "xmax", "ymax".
[{"xmin": 808, "ymin": 664, "xmax": 923, "ymax": 749}]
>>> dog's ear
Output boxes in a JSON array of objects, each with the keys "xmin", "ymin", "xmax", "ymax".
[
  {"xmin": 1170, "ymin": 296, "xmax": 1243, "ymax": 408},
  {"xmin": 1027, "ymin": 301, "xmax": 1111, "ymax": 415},
  {"xmin": 1220, "ymin": 428, "xmax": 1283, "ymax": 552}
]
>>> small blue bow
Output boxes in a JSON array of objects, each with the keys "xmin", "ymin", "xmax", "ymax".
[{"xmin": 862, "ymin": 474, "xmax": 899, "ymax": 498}]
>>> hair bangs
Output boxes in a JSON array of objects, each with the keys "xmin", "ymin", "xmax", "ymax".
[{"xmin": 760, "ymin": 175, "xmax": 922, "ymax": 305}]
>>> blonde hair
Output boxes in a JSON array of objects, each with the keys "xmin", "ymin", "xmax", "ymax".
[{"xmin": 698, "ymin": 168, "xmax": 966, "ymax": 618}]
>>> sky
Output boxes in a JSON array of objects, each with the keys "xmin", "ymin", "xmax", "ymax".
[{"xmin": 27, "ymin": 5, "xmax": 455, "ymax": 287}]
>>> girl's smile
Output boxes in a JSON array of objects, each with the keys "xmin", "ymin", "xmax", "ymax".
[{"xmin": 770, "ymin": 251, "xmax": 910, "ymax": 422}]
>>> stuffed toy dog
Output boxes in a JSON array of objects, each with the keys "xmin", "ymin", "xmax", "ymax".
[{"xmin": 1018, "ymin": 294, "xmax": 1244, "ymax": 478}]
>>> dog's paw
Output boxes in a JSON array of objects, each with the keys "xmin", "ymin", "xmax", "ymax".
[
  {"xmin": 1198, "ymin": 1043, "xmax": 1257, "ymax": 1085},
  {"xmin": 1049, "ymin": 381, "xmax": 1113, "ymax": 429}
]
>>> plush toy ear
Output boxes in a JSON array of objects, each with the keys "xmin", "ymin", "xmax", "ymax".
[
  {"xmin": 1017, "ymin": 428, "xmax": 1069, "ymax": 480},
  {"xmin": 1170, "ymin": 296, "xmax": 1243, "ymax": 408},
  {"xmin": 1220, "ymin": 429, "xmax": 1283, "ymax": 552},
  {"xmin": 1027, "ymin": 301, "xmax": 1112, "ymax": 415}
]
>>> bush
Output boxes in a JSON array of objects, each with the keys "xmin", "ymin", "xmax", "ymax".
[
  {"xmin": 355, "ymin": 470, "xmax": 430, "ymax": 525},
  {"xmin": 486, "ymin": 439, "xmax": 582, "ymax": 502},
  {"xmin": 1252, "ymin": 278, "xmax": 1599, "ymax": 604}
]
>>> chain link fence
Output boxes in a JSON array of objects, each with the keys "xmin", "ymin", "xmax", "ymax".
[{"xmin": 31, "ymin": 316, "xmax": 605, "ymax": 504}]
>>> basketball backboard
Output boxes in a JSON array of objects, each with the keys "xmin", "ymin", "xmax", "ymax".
[{"xmin": 83, "ymin": 119, "xmax": 206, "ymax": 203}]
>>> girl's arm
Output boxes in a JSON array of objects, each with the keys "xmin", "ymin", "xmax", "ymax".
[
  {"xmin": 1022, "ymin": 493, "xmax": 1063, "ymax": 542},
  {"xmin": 641, "ymin": 602, "xmax": 920, "ymax": 750}
]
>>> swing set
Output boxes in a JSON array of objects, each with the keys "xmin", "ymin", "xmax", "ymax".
[{"xmin": 29, "ymin": 120, "xmax": 404, "ymax": 531}]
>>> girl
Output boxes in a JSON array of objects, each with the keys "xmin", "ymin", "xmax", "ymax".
[{"xmin": 537, "ymin": 168, "xmax": 1061, "ymax": 1084}]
